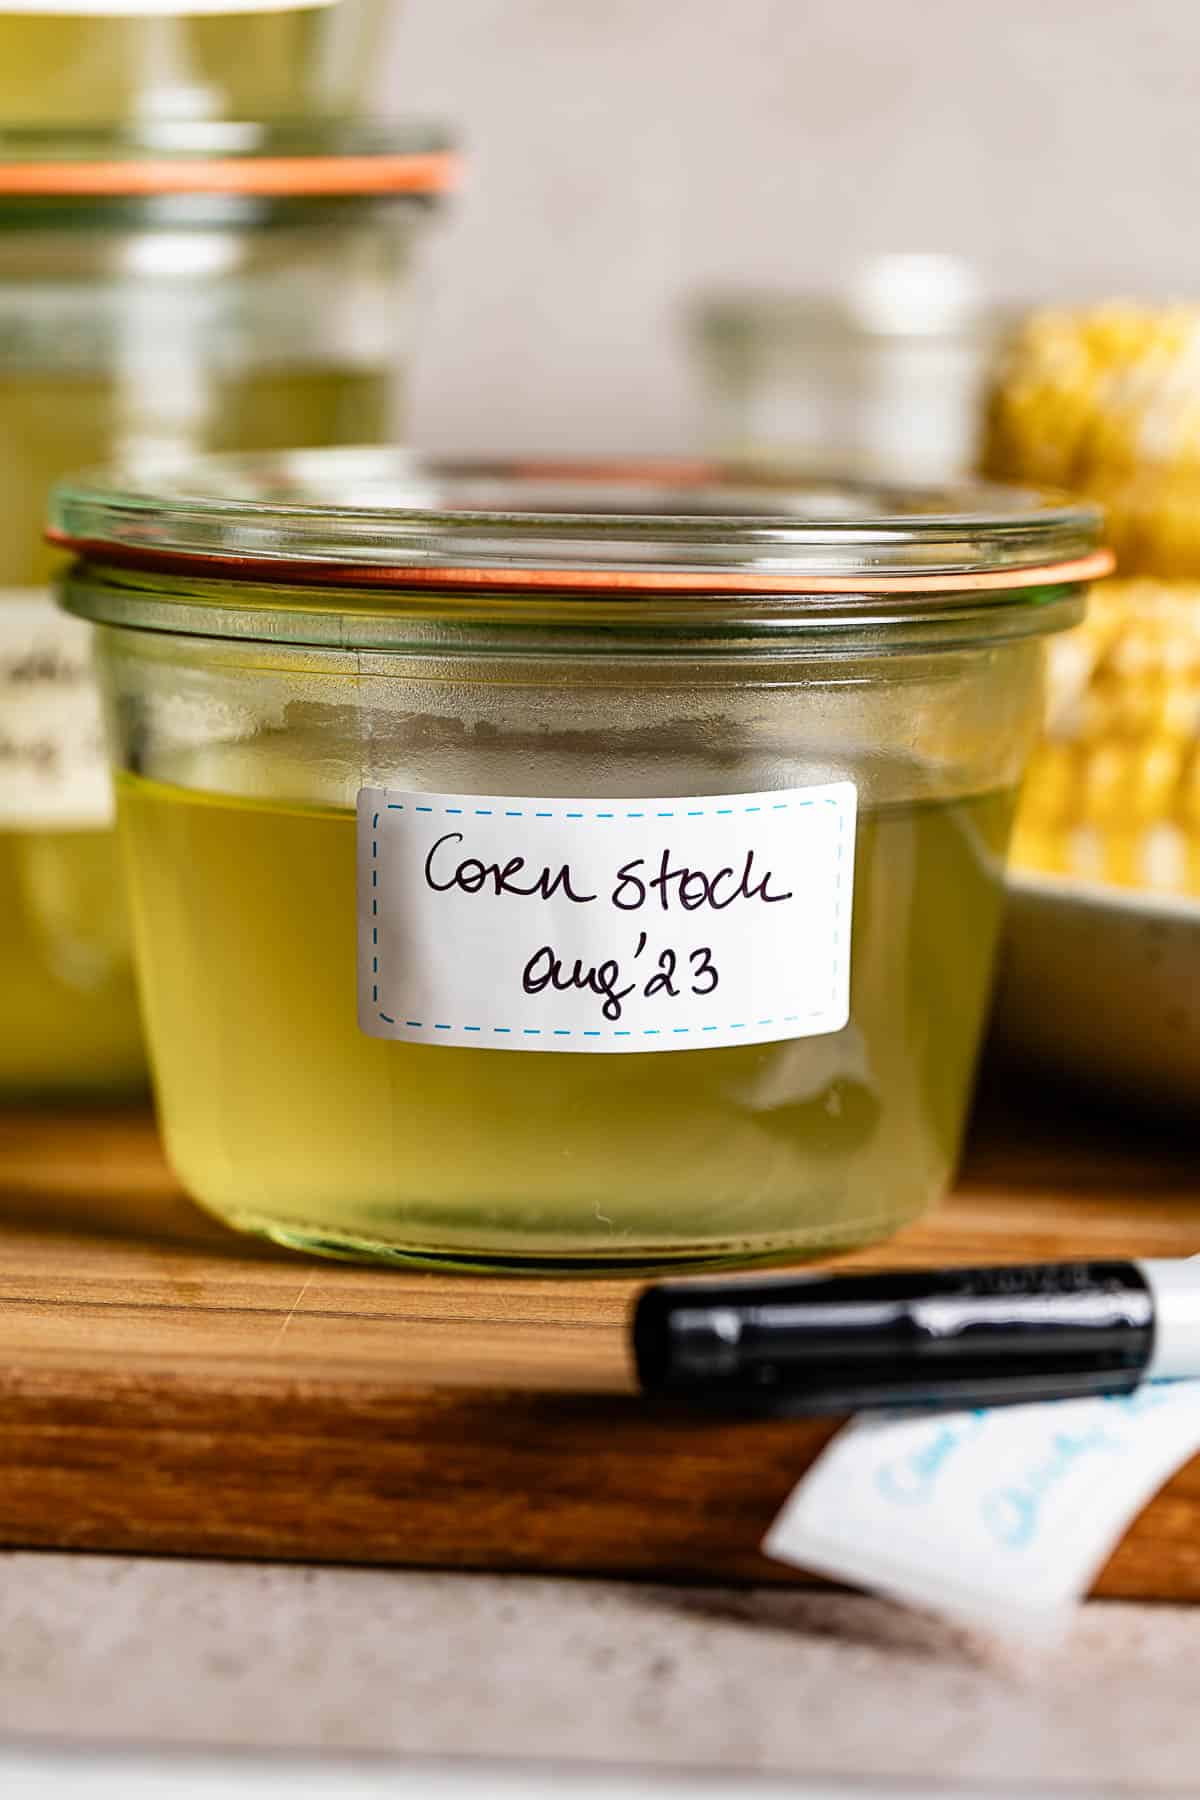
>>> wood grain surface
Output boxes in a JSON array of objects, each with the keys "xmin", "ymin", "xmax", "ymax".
[{"xmin": 2, "ymin": 1080, "xmax": 1199, "ymax": 1596}]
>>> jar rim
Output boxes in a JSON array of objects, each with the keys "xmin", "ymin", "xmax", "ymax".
[
  {"xmin": 0, "ymin": 120, "xmax": 459, "ymax": 202},
  {"xmin": 49, "ymin": 448, "xmax": 1111, "ymax": 597}
]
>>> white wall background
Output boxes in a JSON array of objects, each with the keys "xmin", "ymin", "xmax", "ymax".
[{"xmin": 384, "ymin": 0, "xmax": 1200, "ymax": 456}]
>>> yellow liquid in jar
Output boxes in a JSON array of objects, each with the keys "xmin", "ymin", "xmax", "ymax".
[
  {"xmin": 0, "ymin": 364, "xmax": 390, "ymax": 589},
  {"xmin": 116, "ymin": 767, "xmax": 1016, "ymax": 1268},
  {"xmin": 0, "ymin": 9, "xmax": 377, "ymax": 126},
  {"xmin": 0, "ymin": 828, "xmax": 144, "ymax": 1095},
  {"xmin": 0, "ymin": 362, "xmax": 388, "ymax": 1097}
]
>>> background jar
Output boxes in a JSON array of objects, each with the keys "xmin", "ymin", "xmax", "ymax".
[
  {"xmin": 0, "ymin": 0, "xmax": 389, "ymax": 128},
  {"xmin": 689, "ymin": 256, "xmax": 1012, "ymax": 486},
  {"xmin": 54, "ymin": 456, "xmax": 1109, "ymax": 1269},
  {"xmin": 0, "ymin": 126, "xmax": 456, "ymax": 1098}
]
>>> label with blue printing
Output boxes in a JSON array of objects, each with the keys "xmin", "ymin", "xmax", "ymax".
[{"xmin": 764, "ymin": 1382, "xmax": 1200, "ymax": 1641}]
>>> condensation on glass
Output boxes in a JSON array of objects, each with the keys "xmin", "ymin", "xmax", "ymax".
[{"xmin": 53, "ymin": 454, "xmax": 1110, "ymax": 1268}]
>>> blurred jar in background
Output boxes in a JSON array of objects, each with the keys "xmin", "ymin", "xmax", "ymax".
[
  {"xmin": 985, "ymin": 303, "xmax": 1200, "ymax": 896},
  {"xmin": 0, "ymin": 120, "xmax": 457, "ymax": 1098},
  {"xmin": 0, "ymin": 0, "xmax": 389, "ymax": 127},
  {"xmin": 689, "ymin": 254, "xmax": 1010, "ymax": 485}
]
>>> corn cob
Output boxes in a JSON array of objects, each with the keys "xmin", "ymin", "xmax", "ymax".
[{"xmin": 984, "ymin": 303, "xmax": 1200, "ymax": 893}]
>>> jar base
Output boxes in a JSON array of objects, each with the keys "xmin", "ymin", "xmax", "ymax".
[{"xmin": 221, "ymin": 1206, "xmax": 927, "ymax": 1277}]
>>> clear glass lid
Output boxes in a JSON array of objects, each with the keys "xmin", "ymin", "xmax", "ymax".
[{"xmin": 50, "ymin": 448, "xmax": 1112, "ymax": 595}]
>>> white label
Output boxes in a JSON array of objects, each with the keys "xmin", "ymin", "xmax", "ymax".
[
  {"xmin": 358, "ymin": 783, "xmax": 856, "ymax": 1053},
  {"xmin": 2, "ymin": 0, "xmax": 335, "ymax": 14},
  {"xmin": 764, "ymin": 1383, "xmax": 1200, "ymax": 1644},
  {"xmin": 0, "ymin": 590, "xmax": 112, "ymax": 830}
]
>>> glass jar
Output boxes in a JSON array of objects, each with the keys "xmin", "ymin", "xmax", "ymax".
[
  {"xmin": 690, "ymin": 256, "xmax": 1012, "ymax": 485},
  {"xmin": 53, "ymin": 454, "xmax": 1110, "ymax": 1269},
  {"xmin": 0, "ymin": 125, "xmax": 455, "ymax": 1098},
  {"xmin": 0, "ymin": 0, "xmax": 389, "ymax": 128}
]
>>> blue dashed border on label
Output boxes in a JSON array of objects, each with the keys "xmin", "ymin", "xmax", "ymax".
[{"xmin": 363, "ymin": 788, "xmax": 854, "ymax": 1047}]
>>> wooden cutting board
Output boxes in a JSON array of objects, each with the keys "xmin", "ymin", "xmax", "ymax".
[{"xmin": 2, "ymin": 1079, "xmax": 1200, "ymax": 1598}]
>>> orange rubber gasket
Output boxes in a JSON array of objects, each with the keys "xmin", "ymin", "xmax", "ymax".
[
  {"xmin": 0, "ymin": 148, "xmax": 462, "ymax": 197},
  {"xmin": 45, "ymin": 533, "xmax": 1114, "ymax": 596}
]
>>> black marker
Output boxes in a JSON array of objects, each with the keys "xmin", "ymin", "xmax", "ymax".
[{"xmin": 633, "ymin": 1261, "xmax": 1200, "ymax": 1415}]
